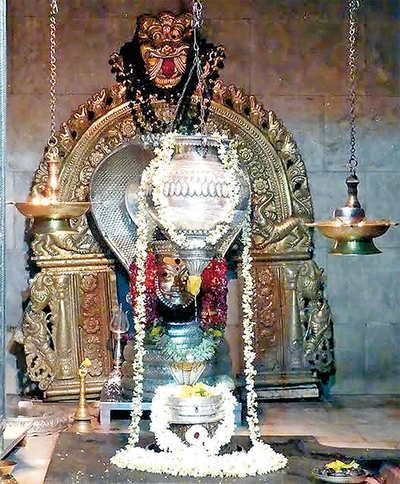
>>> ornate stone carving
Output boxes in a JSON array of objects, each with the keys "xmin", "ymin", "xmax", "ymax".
[
  {"xmin": 251, "ymin": 264, "xmax": 281, "ymax": 371},
  {"xmin": 297, "ymin": 261, "xmax": 334, "ymax": 374},
  {"xmin": 79, "ymin": 274, "xmax": 104, "ymax": 378},
  {"xmin": 23, "ymin": 272, "xmax": 62, "ymax": 390}
]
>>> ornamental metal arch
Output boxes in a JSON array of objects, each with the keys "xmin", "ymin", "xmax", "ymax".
[{"xmin": 23, "ymin": 79, "xmax": 333, "ymax": 400}]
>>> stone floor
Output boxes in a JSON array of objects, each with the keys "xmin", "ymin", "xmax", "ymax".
[{"xmin": 6, "ymin": 397, "xmax": 400, "ymax": 483}]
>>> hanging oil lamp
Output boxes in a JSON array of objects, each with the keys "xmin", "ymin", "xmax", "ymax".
[
  {"xmin": 14, "ymin": 0, "xmax": 89, "ymax": 233},
  {"xmin": 305, "ymin": 0, "xmax": 396, "ymax": 255}
]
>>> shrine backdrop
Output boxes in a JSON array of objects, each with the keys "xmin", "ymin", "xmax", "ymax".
[{"xmin": 6, "ymin": 0, "xmax": 400, "ymax": 395}]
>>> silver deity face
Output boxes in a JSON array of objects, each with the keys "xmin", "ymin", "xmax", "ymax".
[{"xmin": 156, "ymin": 254, "xmax": 193, "ymax": 308}]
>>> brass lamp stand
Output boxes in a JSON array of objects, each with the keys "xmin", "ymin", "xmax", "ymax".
[{"xmin": 73, "ymin": 359, "xmax": 92, "ymax": 422}]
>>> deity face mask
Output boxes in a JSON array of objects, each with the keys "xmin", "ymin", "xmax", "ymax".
[
  {"xmin": 138, "ymin": 11, "xmax": 192, "ymax": 89},
  {"xmin": 154, "ymin": 242, "xmax": 194, "ymax": 308}
]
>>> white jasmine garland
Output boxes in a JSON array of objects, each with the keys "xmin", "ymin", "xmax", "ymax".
[
  {"xmin": 241, "ymin": 207, "xmax": 262, "ymax": 444},
  {"xmin": 112, "ymin": 132, "xmax": 288, "ymax": 478},
  {"xmin": 127, "ymin": 179, "xmax": 150, "ymax": 446},
  {"xmin": 150, "ymin": 383, "xmax": 236, "ymax": 456},
  {"xmin": 111, "ymin": 441, "xmax": 287, "ymax": 478}
]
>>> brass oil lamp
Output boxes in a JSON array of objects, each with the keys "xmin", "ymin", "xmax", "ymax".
[
  {"xmin": 306, "ymin": 0, "xmax": 396, "ymax": 255},
  {"xmin": 306, "ymin": 174, "xmax": 395, "ymax": 255},
  {"xmin": 15, "ymin": 142, "xmax": 90, "ymax": 233},
  {"xmin": 13, "ymin": 0, "xmax": 89, "ymax": 230}
]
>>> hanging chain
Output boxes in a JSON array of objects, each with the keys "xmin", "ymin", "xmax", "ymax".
[
  {"xmin": 170, "ymin": 0, "xmax": 205, "ymax": 133},
  {"xmin": 347, "ymin": 0, "xmax": 361, "ymax": 175},
  {"xmin": 192, "ymin": 0, "xmax": 206, "ymax": 134},
  {"xmin": 48, "ymin": 0, "xmax": 58, "ymax": 148}
]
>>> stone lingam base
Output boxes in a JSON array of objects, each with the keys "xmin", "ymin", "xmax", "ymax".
[
  {"xmin": 98, "ymin": 399, "xmax": 242, "ymax": 427},
  {"xmin": 44, "ymin": 432, "xmax": 398, "ymax": 483}
]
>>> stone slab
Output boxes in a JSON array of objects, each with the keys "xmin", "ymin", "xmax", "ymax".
[
  {"xmin": 44, "ymin": 432, "xmax": 400, "ymax": 483},
  {"xmin": 0, "ymin": 422, "xmax": 30, "ymax": 460}
]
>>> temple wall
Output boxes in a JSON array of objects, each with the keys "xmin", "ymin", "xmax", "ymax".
[{"xmin": 6, "ymin": 0, "xmax": 400, "ymax": 395}]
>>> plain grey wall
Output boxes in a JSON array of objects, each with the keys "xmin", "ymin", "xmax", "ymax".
[{"xmin": 6, "ymin": 0, "xmax": 400, "ymax": 395}]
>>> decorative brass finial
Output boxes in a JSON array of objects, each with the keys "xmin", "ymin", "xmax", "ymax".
[{"xmin": 73, "ymin": 358, "xmax": 92, "ymax": 422}]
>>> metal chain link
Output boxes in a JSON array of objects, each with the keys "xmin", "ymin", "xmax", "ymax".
[
  {"xmin": 48, "ymin": 0, "xmax": 58, "ymax": 147},
  {"xmin": 347, "ymin": 0, "xmax": 361, "ymax": 175},
  {"xmin": 170, "ymin": 0, "xmax": 206, "ymax": 133},
  {"xmin": 192, "ymin": 0, "xmax": 206, "ymax": 133}
]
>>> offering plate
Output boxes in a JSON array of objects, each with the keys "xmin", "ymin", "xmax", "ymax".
[{"xmin": 312, "ymin": 468, "xmax": 369, "ymax": 483}]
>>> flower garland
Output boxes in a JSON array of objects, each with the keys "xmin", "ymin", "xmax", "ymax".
[
  {"xmin": 150, "ymin": 133, "xmax": 241, "ymax": 250},
  {"xmin": 129, "ymin": 251, "xmax": 157, "ymax": 329},
  {"xmin": 112, "ymin": 132, "xmax": 288, "ymax": 477},
  {"xmin": 149, "ymin": 383, "xmax": 236, "ymax": 455},
  {"xmin": 127, "ymin": 161, "xmax": 152, "ymax": 447},
  {"xmin": 129, "ymin": 256, "xmax": 228, "ymax": 332},
  {"xmin": 111, "ymin": 441, "xmax": 287, "ymax": 479},
  {"xmin": 241, "ymin": 207, "xmax": 261, "ymax": 444}
]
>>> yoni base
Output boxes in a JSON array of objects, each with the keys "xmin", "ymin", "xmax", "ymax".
[
  {"xmin": 99, "ymin": 399, "xmax": 242, "ymax": 427},
  {"xmin": 255, "ymin": 383, "xmax": 320, "ymax": 400},
  {"xmin": 241, "ymin": 372, "xmax": 320, "ymax": 401}
]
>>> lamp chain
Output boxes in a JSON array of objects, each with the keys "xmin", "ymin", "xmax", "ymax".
[
  {"xmin": 48, "ymin": 0, "xmax": 58, "ymax": 148},
  {"xmin": 347, "ymin": 0, "xmax": 361, "ymax": 175}
]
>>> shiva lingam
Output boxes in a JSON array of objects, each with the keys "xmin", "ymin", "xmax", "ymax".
[
  {"xmin": 122, "ymin": 133, "xmax": 250, "ymax": 399},
  {"xmin": 122, "ymin": 240, "xmax": 220, "ymax": 400},
  {"xmin": 14, "ymin": 141, "xmax": 90, "ymax": 234}
]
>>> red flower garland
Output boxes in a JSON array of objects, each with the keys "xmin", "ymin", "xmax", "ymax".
[
  {"xmin": 129, "ymin": 252, "xmax": 228, "ymax": 331},
  {"xmin": 200, "ymin": 257, "xmax": 228, "ymax": 330},
  {"xmin": 129, "ymin": 250, "xmax": 158, "ymax": 328}
]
